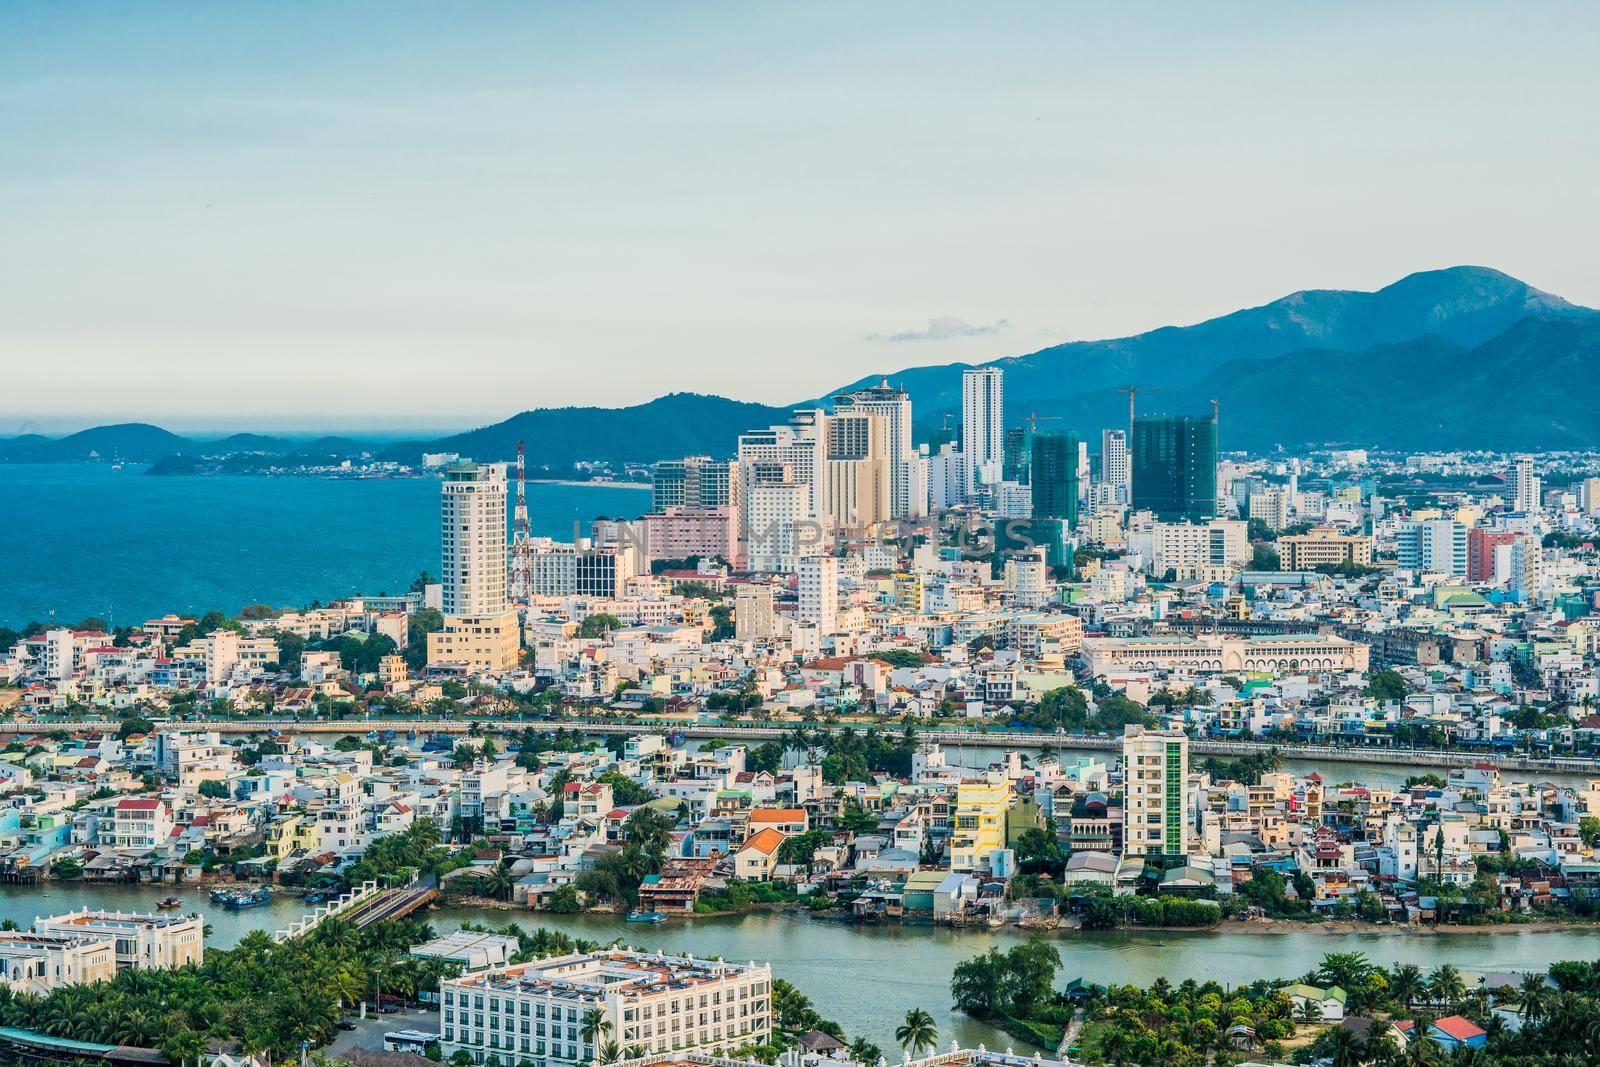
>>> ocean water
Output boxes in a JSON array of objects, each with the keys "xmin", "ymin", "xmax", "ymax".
[{"xmin": 0, "ymin": 464, "xmax": 648, "ymax": 627}]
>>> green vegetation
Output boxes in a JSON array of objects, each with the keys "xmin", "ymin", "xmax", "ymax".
[
  {"xmin": 950, "ymin": 938, "xmax": 1068, "ymax": 1048},
  {"xmin": 0, "ymin": 918, "xmax": 453, "ymax": 1062},
  {"xmin": 1018, "ymin": 686, "xmax": 1154, "ymax": 733},
  {"xmin": 1363, "ymin": 668, "xmax": 1410, "ymax": 703},
  {"xmin": 578, "ymin": 613, "xmax": 623, "ymax": 638}
]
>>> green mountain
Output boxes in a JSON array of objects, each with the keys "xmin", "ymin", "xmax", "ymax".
[
  {"xmin": 1030, "ymin": 316, "xmax": 1600, "ymax": 451},
  {"xmin": 837, "ymin": 266, "xmax": 1593, "ymax": 420},
  {"xmin": 386, "ymin": 392, "xmax": 795, "ymax": 468}
]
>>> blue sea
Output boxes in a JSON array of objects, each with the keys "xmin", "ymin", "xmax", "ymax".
[{"xmin": 0, "ymin": 464, "xmax": 649, "ymax": 628}]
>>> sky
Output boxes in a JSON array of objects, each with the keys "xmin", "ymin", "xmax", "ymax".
[{"xmin": 3, "ymin": 2, "xmax": 1599, "ymax": 433}]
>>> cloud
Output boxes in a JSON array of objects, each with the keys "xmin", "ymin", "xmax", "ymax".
[{"xmin": 863, "ymin": 316, "xmax": 1011, "ymax": 343}]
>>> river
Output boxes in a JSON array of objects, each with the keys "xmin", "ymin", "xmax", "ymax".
[{"xmin": 9, "ymin": 883, "xmax": 1600, "ymax": 1053}]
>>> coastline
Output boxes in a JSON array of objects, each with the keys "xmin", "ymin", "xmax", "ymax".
[{"xmin": 525, "ymin": 478, "xmax": 649, "ymax": 489}]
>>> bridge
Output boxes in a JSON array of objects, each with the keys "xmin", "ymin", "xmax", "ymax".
[
  {"xmin": 7, "ymin": 716, "xmax": 1599, "ymax": 775},
  {"xmin": 272, "ymin": 874, "xmax": 438, "ymax": 942}
]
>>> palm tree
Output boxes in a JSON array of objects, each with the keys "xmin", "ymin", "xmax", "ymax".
[
  {"xmin": 580, "ymin": 1007, "xmax": 613, "ymax": 1059},
  {"xmin": 1321, "ymin": 1026, "xmax": 1364, "ymax": 1067},
  {"xmin": 1517, "ymin": 971, "xmax": 1549, "ymax": 1028},
  {"xmin": 849, "ymin": 1036, "xmax": 883, "ymax": 1064},
  {"xmin": 895, "ymin": 1008, "xmax": 938, "ymax": 1056},
  {"xmin": 1391, "ymin": 963, "xmax": 1424, "ymax": 1010},
  {"xmin": 1428, "ymin": 964, "xmax": 1466, "ymax": 1009}
]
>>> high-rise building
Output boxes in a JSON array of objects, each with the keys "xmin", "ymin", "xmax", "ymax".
[
  {"xmin": 1030, "ymin": 431, "xmax": 1080, "ymax": 528},
  {"xmin": 1509, "ymin": 455, "xmax": 1541, "ymax": 514},
  {"xmin": 1508, "ymin": 534, "xmax": 1544, "ymax": 601},
  {"xmin": 962, "ymin": 367, "xmax": 1004, "ymax": 491},
  {"xmin": 430, "ymin": 461, "xmax": 519, "ymax": 672},
  {"xmin": 1395, "ymin": 519, "xmax": 1468, "ymax": 576},
  {"xmin": 1581, "ymin": 477, "xmax": 1600, "ymax": 516},
  {"xmin": 745, "ymin": 481, "xmax": 811, "ymax": 573},
  {"xmin": 652, "ymin": 456, "xmax": 739, "ymax": 512},
  {"xmin": 1466, "ymin": 527, "xmax": 1517, "ymax": 582},
  {"xmin": 1100, "ymin": 428, "xmax": 1130, "ymax": 503},
  {"xmin": 834, "ymin": 380, "xmax": 926, "ymax": 520},
  {"xmin": 1131, "ymin": 414, "xmax": 1217, "ymax": 522},
  {"xmin": 824, "ymin": 408, "xmax": 891, "ymax": 528},
  {"xmin": 925, "ymin": 443, "xmax": 967, "ymax": 510},
  {"xmin": 1121, "ymin": 725, "xmax": 1189, "ymax": 862},
  {"xmin": 1248, "ymin": 488, "xmax": 1291, "ymax": 532},
  {"xmin": 1002, "ymin": 426, "xmax": 1032, "ymax": 484},
  {"xmin": 738, "ymin": 411, "xmax": 829, "ymax": 529},
  {"xmin": 797, "ymin": 555, "xmax": 839, "ymax": 635},
  {"xmin": 440, "ymin": 461, "xmax": 508, "ymax": 617}
]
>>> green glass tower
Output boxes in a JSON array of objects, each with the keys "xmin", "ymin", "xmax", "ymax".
[
  {"xmin": 1030, "ymin": 431, "xmax": 1079, "ymax": 527},
  {"xmin": 1131, "ymin": 415, "xmax": 1217, "ymax": 522}
]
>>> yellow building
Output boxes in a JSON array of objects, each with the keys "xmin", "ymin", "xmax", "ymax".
[
  {"xmin": 950, "ymin": 775, "xmax": 1011, "ymax": 872},
  {"xmin": 266, "ymin": 814, "xmax": 319, "ymax": 861},
  {"xmin": 1278, "ymin": 527, "xmax": 1374, "ymax": 571},
  {"xmin": 426, "ymin": 611, "xmax": 520, "ymax": 673}
]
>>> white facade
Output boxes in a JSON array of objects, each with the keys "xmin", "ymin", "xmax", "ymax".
[
  {"xmin": 34, "ymin": 910, "xmax": 204, "ymax": 971},
  {"xmin": 1510, "ymin": 454, "xmax": 1541, "ymax": 514},
  {"xmin": 1395, "ymin": 519, "xmax": 1468, "ymax": 576},
  {"xmin": 745, "ymin": 482, "xmax": 812, "ymax": 573},
  {"xmin": 442, "ymin": 462, "xmax": 509, "ymax": 617},
  {"xmin": 440, "ymin": 951, "xmax": 772, "ymax": 1067},
  {"xmin": 836, "ymin": 380, "xmax": 927, "ymax": 520},
  {"xmin": 798, "ymin": 556, "xmax": 839, "ymax": 635},
  {"xmin": 961, "ymin": 367, "xmax": 1003, "ymax": 492},
  {"xmin": 1146, "ymin": 520, "xmax": 1249, "ymax": 576},
  {"xmin": 1122, "ymin": 725, "xmax": 1190, "ymax": 861},
  {"xmin": 1101, "ymin": 428, "xmax": 1130, "ymax": 503}
]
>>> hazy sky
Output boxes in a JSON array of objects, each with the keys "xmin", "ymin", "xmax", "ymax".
[{"xmin": 4, "ymin": 2, "xmax": 1599, "ymax": 432}]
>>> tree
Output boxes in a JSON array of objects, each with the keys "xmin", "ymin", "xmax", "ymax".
[
  {"xmin": 580, "ymin": 1007, "xmax": 612, "ymax": 1056},
  {"xmin": 1427, "ymin": 963, "xmax": 1466, "ymax": 1008},
  {"xmin": 1364, "ymin": 669, "xmax": 1409, "ymax": 703},
  {"xmin": 578, "ymin": 614, "xmax": 623, "ymax": 639},
  {"xmin": 895, "ymin": 1009, "xmax": 938, "ymax": 1055},
  {"xmin": 198, "ymin": 779, "xmax": 230, "ymax": 800}
]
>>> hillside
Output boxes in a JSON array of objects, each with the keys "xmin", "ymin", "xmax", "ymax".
[
  {"xmin": 385, "ymin": 392, "xmax": 795, "ymax": 467},
  {"xmin": 836, "ymin": 266, "xmax": 1594, "ymax": 418},
  {"xmin": 1029, "ymin": 316, "xmax": 1600, "ymax": 451}
]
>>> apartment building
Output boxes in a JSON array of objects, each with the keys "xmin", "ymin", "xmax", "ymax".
[
  {"xmin": 1122, "ymin": 725, "xmax": 1189, "ymax": 862},
  {"xmin": 949, "ymin": 775, "xmax": 1010, "ymax": 872}
]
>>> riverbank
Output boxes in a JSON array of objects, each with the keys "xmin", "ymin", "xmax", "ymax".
[{"xmin": 1215, "ymin": 915, "xmax": 1600, "ymax": 936}]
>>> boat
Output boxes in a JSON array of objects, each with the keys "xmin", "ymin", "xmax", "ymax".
[
  {"xmin": 220, "ymin": 886, "xmax": 272, "ymax": 909},
  {"xmin": 209, "ymin": 889, "xmax": 232, "ymax": 904},
  {"xmin": 156, "ymin": 896, "xmax": 184, "ymax": 910},
  {"xmin": 626, "ymin": 911, "xmax": 668, "ymax": 924}
]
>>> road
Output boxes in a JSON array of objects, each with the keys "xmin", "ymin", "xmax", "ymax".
[{"xmin": 7, "ymin": 715, "xmax": 1598, "ymax": 773}]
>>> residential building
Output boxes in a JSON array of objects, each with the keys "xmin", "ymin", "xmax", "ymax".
[
  {"xmin": 34, "ymin": 910, "xmax": 203, "ymax": 971},
  {"xmin": 1280, "ymin": 528, "xmax": 1375, "ymax": 571},
  {"xmin": 1122, "ymin": 725, "xmax": 1189, "ymax": 862},
  {"xmin": 797, "ymin": 556, "xmax": 839, "ymax": 636},
  {"xmin": 961, "ymin": 367, "xmax": 1003, "ymax": 491}
]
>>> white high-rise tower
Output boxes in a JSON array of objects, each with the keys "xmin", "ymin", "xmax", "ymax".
[
  {"xmin": 1510, "ymin": 455, "xmax": 1541, "ymax": 514},
  {"xmin": 429, "ymin": 460, "xmax": 520, "ymax": 672},
  {"xmin": 962, "ymin": 367, "xmax": 1003, "ymax": 491}
]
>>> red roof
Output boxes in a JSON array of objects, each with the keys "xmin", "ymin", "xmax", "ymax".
[
  {"xmin": 117, "ymin": 797, "xmax": 163, "ymax": 811},
  {"xmin": 1431, "ymin": 1015, "xmax": 1485, "ymax": 1042}
]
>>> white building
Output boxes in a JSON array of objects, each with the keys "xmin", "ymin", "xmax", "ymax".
[
  {"xmin": 1395, "ymin": 519, "xmax": 1468, "ymax": 576},
  {"xmin": 1510, "ymin": 454, "xmax": 1541, "ymax": 514},
  {"xmin": 1122, "ymin": 725, "xmax": 1189, "ymax": 862},
  {"xmin": 441, "ymin": 461, "xmax": 509, "ymax": 617},
  {"xmin": 733, "ymin": 584, "xmax": 777, "ymax": 640},
  {"xmin": 1101, "ymin": 428, "xmax": 1130, "ymax": 504},
  {"xmin": 745, "ymin": 482, "xmax": 812, "ymax": 573},
  {"xmin": 1144, "ymin": 520, "xmax": 1249, "ymax": 576},
  {"xmin": 440, "ymin": 950, "xmax": 772, "ymax": 1066},
  {"xmin": 0, "ymin": 931, "xmax": 116, "ymax": 994},
  {"xmin": 432, "ymin": 460, "xmax": 519, "ymax": 672},
  {"xmin": 798, "ymin": 556, "xmax": 839, "ymax": 635},
  {"xmin": 961, "ymin": 367, "xmax": 1003, "ymax": 492},
  {"xmin": 34, "ymin": 910, "xmax": 204, "ymax": 971},
  {"xmin": 1003, "ymin": 549, "xmax": 1048, "ymax": 609}
]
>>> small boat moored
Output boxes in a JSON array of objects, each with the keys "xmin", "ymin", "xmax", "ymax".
[
  {"xmin": 626, "ymin": 911, "xmax": 668, "ymax": 924},
  {"xmin": 156, "ymin": 896, "xmax": 184, "ymax": 910}
]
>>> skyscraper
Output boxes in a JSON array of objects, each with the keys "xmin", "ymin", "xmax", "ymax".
[
  {"xmin": 962, "ymin": 367, "xmax": 1003, "ymax": 491},
  {"xmin": 440, "ymin": 461, "xmax": 508, "ymax": 617},
  {"xmin": 1509, "ymin": 455, "xmax": 1541, "ymax": 514},
  {"xmin": 1100, "ymin": 428, "xmax": 1130, "ymax": 503},
  {"xmin": 834, "ymin": 380, "xmax": 926, "ymax": 520},
  {"xmin": 1030, "ymin": 431, "xmax": 1080, "ymax": 527},
  {"xmin": 429, "ymin": 460, "xmax": 520, "ymax": 672},
  {"xmin": 1131, "ymin": 414, "xmax": 1217, "ymax": 522}
]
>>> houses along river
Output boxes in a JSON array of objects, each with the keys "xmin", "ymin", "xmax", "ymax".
[{"xmin": 6, "ymin": 882, "xmax": 1600, "ymax": 1054}]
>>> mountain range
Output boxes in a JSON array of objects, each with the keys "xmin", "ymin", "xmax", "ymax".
[{"xmin": 4, "ymin": 265, "xmax": 1598, "ymax": 465}]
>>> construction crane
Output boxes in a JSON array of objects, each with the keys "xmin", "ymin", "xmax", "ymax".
[
  {"xmin": 1021, "ymin": 411, "xmax": 1060, "ymax": 434},
  {"xmin": 1116, "ymin": 385, "xmax": 1163, "ymax": 434}
]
